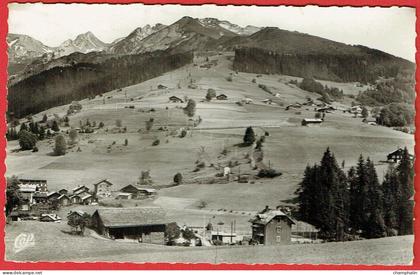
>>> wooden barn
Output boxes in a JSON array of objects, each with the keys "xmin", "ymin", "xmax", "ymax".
[
  {"xmin": 119, "ymin": 184, "xmax": 157, "ymax": 199},
  {"xmin": 57, "ymin": 194, "xmax": 71, "ymax": 206},
  {"xmin": 93, "ymin": 179, "xmax": 113, "ymax": 198},
  {"xmin": 249, "ymin": 206, "xmax": 295, "ymax": 245},
  {"xmin": 91, "ymin": 207, "xmax": 167, "ymax": 244}
]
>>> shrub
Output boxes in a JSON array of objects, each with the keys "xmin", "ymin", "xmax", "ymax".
[
  {"xmin": 206, "ymin": 89, "xmax": 217, "ymax": 101},
  {"xmin": 226, "ymin": 76, "xmax": 233, "ymax": 82},
  {"xmin": 377, "ymin": 103, "xmax": 414, "ymax": 127},
  {"xmin": 315, "ymin": 112, "xmax": 322, "ymax": 119},
  {"xmin": 173, "ymin": 173, "xmax": 183, "ymax": 184},
  {"xmin": 257, "ymin": 168, "xmax": 282, "ymax": 178},
  {"xmin": 18, "ymin": 130, "xmax": 37, "ymax": 150},
  {"xmin": 252, "ymin": 79, "xmax": 256, "ymax": 83},
  {"xmin": 183, "ymin": 99, "xmax": 196, "ymax": 117},
  {"xmin": 152, "ymin": 139, "xmax": 160, "ymax": 146},
  {"xmin": 179, "ymin": 129, "xmax": 187, "ymax": 138},
  {"xmin": 69, "ymin": 129, "xmax": 78, "ymax": 144}
]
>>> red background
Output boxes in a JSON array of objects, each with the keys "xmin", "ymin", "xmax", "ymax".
[{"xmin": 0, "ymin": 0, "xmax": 418, "ymax": 270}]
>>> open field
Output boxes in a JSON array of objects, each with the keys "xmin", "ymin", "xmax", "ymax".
[
  {"xmin": 6, "ymin": 53, "xmax": 414, "ymax": 263},
  {"xmin": 5, "ymin": 221, "xmax": 413, "ymax": 264}
]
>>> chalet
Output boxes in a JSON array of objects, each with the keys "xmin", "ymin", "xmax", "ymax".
[
  {"xmin": 91, "ymin": 207, "xmax": 168, "ymax": 243},
  {"xmin": 216, "ymin": 94, "xmax": 228, "ymax": 100},
  {"xmin": 67, "ymin": 210, "xmax": 87, "ymax": 221},
  {"xmin": 249, "ymin": 206, "xmax": 295, "ymax": 245},
  {"xmin": 120, "ymin": 184, "xmax": 157, "ymax": 199},
  {"xmin": 32, "ymin": 192, "xmax": 48, "ymax": 204},
  {"xmin": 387, "ymin": 148, "xmax": 414, "ymax": 163},
  {"xmin": 19, "ymin": 179, "xmax": 48, "ymax": 192},
  {"xmin": 169, "ymin": 96, "xmax": 184, "ymax": 103},
  {"xmin": 301, "ymin": 118, "xmax": 323, "ymax": 126},
  {"xmin": 57, "ymin": 194, "xmax": 71, "ymax": 206},
  {"xmin": 19, "ymin": 185, "xmax": 37, "ymax": 204},
  {"xmin": 58, "ymin": 189, "xmax": 68, "ymax": 195},
  {"xmin": 93, "ymin": 179, "xmax": 113, "ymax": 198},
  {"xmin": 81, "ymin": 194, "xmax": 94, "ymax": 205},
  {"xmin": 47, "ymin": 191, "xmax": 61, "ymax": 201},
  {"xmin": 70, "ymin": 194, "xmax": 82, "ymax": 204},
  {"xmin": 40, "ymin": 213, "xmax": 61, "ymax": 223}
]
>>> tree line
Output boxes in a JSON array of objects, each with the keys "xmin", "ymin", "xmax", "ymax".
[
  {"xmin": 8, "ymin": 50, "xmax": 193, "ymax": 118},
  {"xmin": 295, "ymin": 147, "xmax": 413, "ymax": 241}
]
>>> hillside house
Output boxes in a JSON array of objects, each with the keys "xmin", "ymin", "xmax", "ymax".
[
  {"xmin": 209, "ymin": 231, "xmax": 240, "ymax": 244},
  {"xmin": 301, "ymin": 118, "xmax": 323, "ymax": 126},
  {"xmin": 216, "ymin": 94, "xmax": 228, "ymax": 100},
  {"xmin": 93, "ymin": 179, "xmax": 113, "ymax": 198},
  {"xmin": 387, "ymin": 148, "xmax": 414, "ymax": 162},
  {"xmin": 91, "ymin": 207, "xmax": 168, "ymax": 243},
  {"xmin": 19, "ymin": 179, "xmax": 48, "ymax": 192},
  {"xmin": 169, "ymin": 96, "xmax": 184, "ymax": 103},
  {"xmin": 69, "ymin": 194, "xmax": 82, "ymax": 204},
  {"xmin": 57, "ymin": 194, "xmax": 71, "ymax": 206},
  {"xmin": 120, "ymin": 184, "xmax": 157, "ymax": 199},
  {"xmin": 250, "ymin": 206, "xmax": 295, "ymax": 245}
]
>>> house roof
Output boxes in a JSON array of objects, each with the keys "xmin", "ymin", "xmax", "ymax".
[
  {"xmin": 73, "ymin": 185, "xmax": 88, "ymax": 192},
  {"xmin": 93, "ymin": 179, "xmax": 113, "ymax": 187},
  {"xmin": 19, "ymin": 185, "xmax": 37, "ymax": 192},
  {"xmin": 302, "ymin": 118, "xmax": 323, "ymax": 123},
  {"xmin": 81, "ymin": 194, "xmax": 93, "ymax": 200},
  {"xmin": 93, "ymin": 207, "xmax": 167, "ymax": 228},
  {"xmin": 250, "ymin": 209, "xmax": 295, "ymax": 225},
  {"xmin": 33, "ymin": 192, "xmax": 48, "ymax": 198},
  {"xmin": 68, "ymin": 210, "xmax": 86, "ymax": 217},
  {"xmin": 57, "ymin": 194, "xmax": 70, "ymax": 200},
  {"xmin": 120, "ymin": 184, "xmax": 156, "ymax": 193},
  {"xmin": 47, "ymin": 191, "xmax": 60, "ymax": 198}
]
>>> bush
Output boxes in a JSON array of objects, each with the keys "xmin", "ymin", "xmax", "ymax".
[
  {"xmin": 258, "ymin": 84, "xmax": 271, "ymax": 94},
  {"xmin": 257, "ymin": 168, "xmax": 282, "ymax": 178},
  {"xmin": 18, "ymin": 130, "xmax": 37, "ymax": 150},
  {"xmin": 206, "ymin": 89, "xmax": 217, "ymax": 101},
  {"xmin": 183, "ymin": 99, "xmax": 196, "ymax": 117},
  {"xmin": 377, "ymin": 103, "xmax": 414, "ymax": 127},
  {"xmin": 226, "ymin": 76, "xmax": 233, "ymax": 82},
  {"xmin": 173, "ymin": 173, "xmax": 183, "ymax": 184},
  {"xmin": 179, "ymin": 129, "xmax": 187, "ymax": 138},
  {"xmin": 315, "ymin": 112, "xmax": 322, "ymax": 119},
  {"xmin": 152, "ymin": 139, "xmax": 160, "ymax": 146}
]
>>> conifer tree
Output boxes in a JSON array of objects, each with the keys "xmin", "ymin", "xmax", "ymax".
[
  {"xmin": 52, "ymin": 120, "xmax": 60, "ymax": 132},
  {"xmin": 396, "ymin": 147, "xmax": 414, "ymax": 235},
  {"xmin": 243, "ymin": 127, "xmax": 256, "ymax": 146}
]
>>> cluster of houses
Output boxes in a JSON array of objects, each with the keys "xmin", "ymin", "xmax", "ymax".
[{"xmin": 11, "ymin": 177, "xmax": 158, "ymax": 222}]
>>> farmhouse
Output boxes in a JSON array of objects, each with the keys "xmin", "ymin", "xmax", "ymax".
[
  {"xmin": 69, "ymin": 194, "xmax": 82, "ymax": 204},
  {"xmin": 93, "ymin": 179, "xmax": 113, "ymax": 198},
  {"xmin": 249, "ymin": 206, "xmax": 295, "ymax": 245},
  {"xmin": 58, "ymin": 188, "xmax": 68, "ymax": 195},
  {"xmin": 169, "ymin": 96, "xmax": 184, "ymax": 103},
  {"xmin": 81, "ymin": 194, "xmax": 95, "ymax": 205},
  {"xmin": 301, "ymin": 118, "xmax": 323, "ymax": 126},
  {"xmin": 120, "ymin": 184, "xmax": 157, "ymax": 199},
  {"xmin": 387, "ymin": 148, "xmax": 414, "ymax": 162},
  {"xmin": 32, "ymin": 192, "xmax": 48, "ymax": 204},
  {"xmin": 210, "ymin": 231, "xmax": 240, "ymax": 244},
  {"xmin": 18, "ymin": 184, "xmax": 37, "ymax": 204},
  {"xmin": 116, "ymin": 192, "xmax": 133, "ymax": 200},
  {"xmin": 216, "ymin": 94, "xmax": 228, "ymax": 100},
  {"xmin": 47, "ymin": 191, "xmax": 61, "ymax": 201},
  {"xmin": 67, "ymin": 210, "xmax": 87, "ymax": 221},
  {"xmin": 91, "ymin": 207, "xmax": 167, "ymax": 243}
]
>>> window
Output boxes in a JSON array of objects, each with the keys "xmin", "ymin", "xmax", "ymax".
[
  {"xmin": 276, "ymin": 235, "xmax": 281, "ymax": 243},
  {"xmin": 276, "ymin": 225, "xmax": 282, "ymax": 234}
]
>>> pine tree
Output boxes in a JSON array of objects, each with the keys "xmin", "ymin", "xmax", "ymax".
[
  {"xmin": 362, "ymin": 158, "xmax": 386, "ymax": 238},
  {"xmin": 382, "ymin": 165, "xmax": 399, "ymax": 234},
  {"xmin": 38, "ymin": 126, "xmax": 46, "ymax": 140},
  {"xmin": 54, "ymin": 134, "xmax": 67, "ymax": 156},
  {"xmin": 396, "ymin": 147, "xmax": 414, "ymax": 235},
  {"xmin": 243, "ymin": 127, "xmax": 256, "ymax": 146},
  {"xmin": 19, "ymin": 123, "xmax": 28, "ymax": 134}
]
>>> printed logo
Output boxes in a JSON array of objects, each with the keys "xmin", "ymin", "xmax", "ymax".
[{"xmin": 14, "ymin": 232, "xmax": 35, "ymax": 253}]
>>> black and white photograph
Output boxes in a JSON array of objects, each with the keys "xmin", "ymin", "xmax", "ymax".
[{"xmin": 5, "ymin": 3, "xmax": 415, "ymax": 265}]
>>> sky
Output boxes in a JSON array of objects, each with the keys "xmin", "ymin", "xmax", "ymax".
[{"xmin": 8, "ymin": 4, "xmax": 416, "ymax": 61}]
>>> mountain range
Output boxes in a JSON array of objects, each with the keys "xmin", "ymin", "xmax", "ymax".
[{"xmin": 7, "ymin": 16, "xmax": 415, "ymax": 118}]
